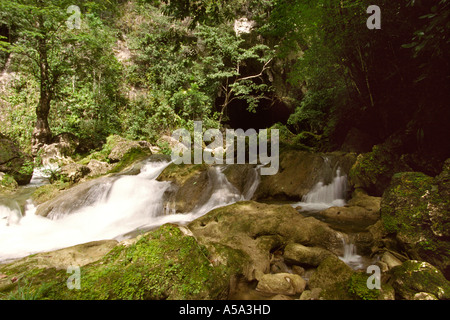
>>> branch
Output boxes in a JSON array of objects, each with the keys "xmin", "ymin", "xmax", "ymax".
[{"xmin": 236, "ymin": 58, "xmax": 273, "ymax": 82}]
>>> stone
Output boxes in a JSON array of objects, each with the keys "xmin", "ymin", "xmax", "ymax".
[
  {"xmin": 381, "ymin": 251, "xmax": 402, "ymax": 270},
  {"xmin": 308, "ymin": 255, "xmax": 354, "ymax": 299},
  {"xmin": 413, "ymin": 292, "xmax": 438, "ymax": 300},
  {"xmin": 59, "ymin": 163, "xmax": 91, "ymax": 183},
  {"xmin": 380, "ymin": 166, "xmax": 450, "ymax": 278},
  {"xmin": 86, "ymin": 159, "xmax": 112, "ymax": 177},
  {"xmin": 189, "ymin": 201, "xmax": 344, "ymax": 281},
  {"xmin": 253, "ymin": 150, "xmax": 356, "ymax": 201},
  {"xmin": 0, "ymin": 132, "xmax": 33, "ymax": 185},
  {"xmin": 283, "ymin": 243, "xmax": 334, "ymax": 267},
  {"xmin": 256, "ymin": 273, "xmax": 306, "ymax": 296},
  {"xmin": 390, "ymin": 260, "xmax": 450, "ymax": 300}
]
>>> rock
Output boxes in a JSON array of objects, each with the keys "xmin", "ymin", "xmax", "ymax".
[
  {"xmin": 107, "ymin": 135, "xmax": 151, "ymax": 163},
  {"xmin": 390, "ymin": 260, "xmax": 450, "ymax": 300},
  {"xmin": 0, "ymin": 225, "xmax": 233, "ymax": 300},
  {"xmin": 256, "ymin": 273, "xmax": 306, "ymax": 296},
  {"xmin": 348, "ymin": 138, "xmax": 411, "ymax": 196},
  {"xmin": 283, "ymin": 243, "xmax": 334, "ymax": 267},
  {"xmin": 413, "ymin": 292, "xmax": 438, "ymax": 300},
  {"xmin": 253, "ymin": 150, "xmax": 356, "ymax": 201},
  {"xmin": 222, "ymin": 164, "xmax": 259, "ymax": 197},
  {"xmin": 308, "ymin": 255, "xmax": 354, "ymax": 299},
  {"xmin": 0, "ymin": 132, "xmax": 33, "ymax": 185},
  {"xmin": 59, "ymin": 163, "xmax": 91, "ymax": 183},
  {"xmin": 381, "ymin": 251, "xmax": 402, "ymax": 270},
  {"xmin": 51, "ymin": 133, "xmax": 80, "ymax": 156},
  {"xmin": 380, "ymin": 165, "xmax": 450, "ymax": 278},
  {"xmin": 291, "ymin": 265, "xmax": 305, "ymax": 276},
  {"xmin": 35, "ymin": 176, "xmax": 114, "ymax": 218},
  {"xmin": 299, "ymin": 288, "xmax": 323, "ymax": 300},
  {"xmin": 157, "ymin": 163, "xmax": 211, "ymax": 213},
  {"xmin": 86, "ymin": 159, "xmax": 112, "ymax": 177},
  {"xmin": 189, "ymin": 201, "xmax": 344, "ymax": 281}
]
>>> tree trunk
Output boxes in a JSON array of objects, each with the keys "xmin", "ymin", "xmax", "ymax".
[
  {"xmin": 31, "ymin": 33, "xmax": 53, "ymax": 154},
  {"xmin": 31, "ymin": 95, "xmax": 52, "ymax": 155}
]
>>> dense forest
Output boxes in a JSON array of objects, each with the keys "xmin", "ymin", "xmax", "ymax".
[
  {"xmin": 0, "ymin": 0, "xmax": 449, "ymax": 302},
  {"xmin": 1, "ymin": 0, "xmax": 448, "ymax": 164}
]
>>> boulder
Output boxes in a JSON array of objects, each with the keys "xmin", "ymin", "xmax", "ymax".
[
  {"xmin": 59, "ymin": 163, "xmax": 91, "ymax": 183},
  {"xmin": 253, "ymin": 150, "xmax": 356, "ymax": 201},
  {"xmin": 107, "ymin": 135, "xmax": 151, "ymax": 163},
  {"xmin": 0, "ymin": 225, "xmax": 233, "ymax": 300},
  {"xmin": 389, "ymin": 260, "xmax": 450, "ymax": 300},
  {"xmin": 86, "ymin": 159, "xmax": 112, "ymax": 177},
  {"xmin": 157, "ymin": 163, "xmax": 212, "ymax": 213},
  {"xmin": 0, "ymin": 132, "xmax": 33, "ymax": 185},
  {"xmin": 35, "ymin": 176, "xmax": 114, "ymax": 218},
  {"xmin": 380, "ymin": 162, "xmax": 450, "ymax": 279},
  {"xmin": 189, "ymin": 201, "xmax": 344, "ymax": 281},
  {"xmin": 256, "ymin": 273, "xmax": 306, "ymax": 296},
  {"xmin": 308, "ymin": 255, "xmax": 355, "ymax": 299},
  {"xmin": 283, "ymin": 243, "xmax": 334, "ymax": 267}
]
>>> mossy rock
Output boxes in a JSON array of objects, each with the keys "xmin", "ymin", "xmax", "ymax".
[
  {"xmin": 390, "ymin": 260, "xmax": 450, "ymax": 300},
  {"xmin": 0, "ymin": 225, "xmax": 234, "ymax": 300},
  {"xmin": 380, "ymin": 168, "xmax": 450, "ymax": 278},
  {"xmin": 0, "ymin": 133, "xmax": 34, "ymax": 185},
  {"xmin": 308, "ymin": 255, "xmax": 355, "ymax": 300},
  {"xmin": 349, "ymin": 143, "xmax": 411, "ymax": 196},
  {"xmin": 157, "ymin": 163, "xmax": 211, "ymax": 213}
]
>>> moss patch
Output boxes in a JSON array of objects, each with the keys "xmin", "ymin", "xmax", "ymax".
[{"xmin": 1, "ymin": 225, "xmax": 233, "ymax": 300}]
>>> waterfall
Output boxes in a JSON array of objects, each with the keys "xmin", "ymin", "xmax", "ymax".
[
  {"xmin": 339, "ymin": 238, "xmax": 363, "ymax": 270},
  {"xmin": 292, "ymin": 167, "xmax": 348, "ymax": 211},
  {"xmin": 0, "ymin": 161, "xmax": 261, "ymax": 263}
]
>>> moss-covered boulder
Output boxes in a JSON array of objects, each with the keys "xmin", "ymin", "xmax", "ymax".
[
  {"xmin": 0, "ymin": 132, "xmax": 33, "ymax": 185},
  {"xmin": 308, "ymin": 255, "xmax": 355, "ymax": 299},
  {"xmin": 389, "ymin": 260, "xmax": 450, "ymax": 300},
  {"xmin": 0, "ymin": 225, "xmax": 235, "ymax": 300},
  {"xmin": 189, "ymin": 201, "xmax": 344, "ymax": 281},
  {"xmin": 106, "ymin": 135, "xmax": 152, "ymax": 163},
  {"xmin": 349, "ymin": 143, "xmax": 411, "ymax": 197},
  {"xmin": 380, "ymin": 163, "xmax": 450, "ymax": 278}
]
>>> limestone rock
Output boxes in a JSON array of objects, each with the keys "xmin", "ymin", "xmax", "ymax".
[
  {"xmin": 390, "ymin": 260, "xmax": 450, "ymax": 300},
  {"xmin": 189, "ymin": 201, "xmax": 344, "ymax": 281},
  {"xmin": 256, "ymin": 273, "xmax": 306, "ymax": 296},
  {"xmin": 0, "ymin": 132, "xmax": 33, "ymax": 185},
  {"xmin": 283, "ymin": 243, "xmax": 334, "ymax": 267},
  {"xmin": 380, "ymin": 165, "xmax": 450, "ymax": 278}
]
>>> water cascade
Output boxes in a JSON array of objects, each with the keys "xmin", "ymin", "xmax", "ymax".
[
  {"xmin": 339, "ymin": 238, "xmax": 364, "ymax": 270},
  {"xmin": 292, "ymin": 167, "xmax": 348, "ymax": 211},
  {"xmin": 0, "ymin": 161, "xmax": 260, "ymax": 263}
]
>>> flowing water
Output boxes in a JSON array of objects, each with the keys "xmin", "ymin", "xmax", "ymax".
[
  {"xmin": 0, "ymin": 161, "xmax": 260, "ymax": 263},
  {"xmin": 291, "ymin": 167, "xmax": 348, "ymax": 212}
]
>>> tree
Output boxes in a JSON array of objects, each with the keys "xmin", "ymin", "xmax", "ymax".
[{"xmin": 0, "ymin": 0, "xmax": 113, "ymax": 153}]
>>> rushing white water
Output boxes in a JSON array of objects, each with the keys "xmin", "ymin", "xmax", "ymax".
[
  {"xmin": 0, "ymin": 161, "xmax": 259, "ymax": 263},
  {"xmin": 292, "ymin": 167, "xmax": 348, "ymax": 211},
  {"xmin": 339, "ymin": 239, "xmax": 364, "ymax": 270}
]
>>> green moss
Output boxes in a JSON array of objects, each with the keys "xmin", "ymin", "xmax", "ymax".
[
  {"xmin": 31, "ymin": 181, "xmax": 70, "ymax": 205},
  {"xmin": 347, "ymin": 273, "xmax": 380, "ymax": 300},
  {"xmin": 108, "ymin": 147, "xmax": 151, "ymax": 174},
  {"xmin": 12, "ymin": 224, "xmax": 231, "ymax": 300}
]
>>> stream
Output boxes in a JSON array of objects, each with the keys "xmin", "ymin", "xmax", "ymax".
[{"xmin": 0, "ymin": 158, "xmax": 373, "ymax": 273}]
